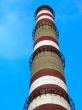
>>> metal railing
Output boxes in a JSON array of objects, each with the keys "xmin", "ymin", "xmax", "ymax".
[
  {"xmin": 23, "ymin": 89, "xmax": 75, "ymax": 110},
  {"xmin": 60, "ymin": 52, "xmax": 65, "ymax": 68},
  {"xmin": 32, "ymin": 22, "xmax": 59, "ymax": 41}
]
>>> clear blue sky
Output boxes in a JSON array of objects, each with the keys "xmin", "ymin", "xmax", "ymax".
[{"xmin": 0, "ymin": 0, "xmax": 82, "ymax": 110}]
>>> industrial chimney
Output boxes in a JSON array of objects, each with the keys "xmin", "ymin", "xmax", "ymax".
[{"xmin": 24, "ymin": 5, "xmax": 75, "ymax": 110}]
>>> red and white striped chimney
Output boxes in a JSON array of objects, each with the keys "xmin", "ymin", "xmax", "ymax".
[{"xmin": 24, "ymin": 5, "xmax": 75, "ymax": 110}]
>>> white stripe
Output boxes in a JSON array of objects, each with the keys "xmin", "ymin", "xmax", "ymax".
[
  {"xmin": 37, "ymin": 10, "xmax": 53, "ymax": 17},
  {"xmin": 33, "ymin": 40, "xmax": 59, "ymax": 52},
  {"xmin": 28, "ymin": 94, "xmax": 71, "ymax": 110},
  {"xmin": 29, "ymin": 76, "xmax": 68, "ymax": 94},
  {"xmin": 36, "ymin": 15, "xmax": 54, "ymax": 23}
]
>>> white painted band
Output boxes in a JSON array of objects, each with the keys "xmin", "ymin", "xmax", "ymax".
[
  {"xmin": 33, "ymin": 40, "xmax": 59, "ymax": 52},
  {"xmin": 37, "ymin": 10, "xmax": 53, "ymax": 17},
  {"xmin": 28, "ymin": 94, "xmax": 71, "ymax": 110},
  {"xmin": 29, "ymin": 76, "xmax": 68, "ymax": 94},
  {"xmin": 36, "ymin": 15, "xmax": 54, "ymax": 23}
]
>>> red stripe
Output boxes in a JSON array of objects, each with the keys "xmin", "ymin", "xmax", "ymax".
[
  {"xmin": 30, "ymin": 69, "xmax": 66, "ymax": 85},
  {"xmin": 34, "ymin": 36, "xmax": 58, "ymax": 46},
  {"xmin": 36, "ymin": 18, "xmax": 54, "ymax": 26},
  {"xmin": 29, "ymin": 84, "xmax": 68, "ymax": 103},
  {"xmin": 33, "ymin": 104, "xmax": 67, "ymax": 110},
  {"xmin": 37, "ymin": 13, "xmax": 53, "ymax": 19}
]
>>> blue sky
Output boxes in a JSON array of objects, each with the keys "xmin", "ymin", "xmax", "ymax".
[{"xmin": 0, "ymin": 0, "xmax": 82, "ymax": 110}]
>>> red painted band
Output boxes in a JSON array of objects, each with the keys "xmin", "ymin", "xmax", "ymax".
[
  {"xmin": 34, "ymin": 36, "xmax": 58, "ymax": 46},
  {"xmin": 33, "ymin": 104, "xmax": 67, "ymax": 110},
  {"xmin": 36, "ymin": 18, "xmax": 54, "ymax": 26},
  {"xmin": 30, "ymin": 69, "xmax": 66, "ymax": 85},
  {"xmin": 37, "ymin": 13, "xmax": 53, "ymax": 19},
  {"xmin": 29, "ymin": 84, "xmax": 68, "ymax": 103},
  {"xmin": 30, "ymin": 85, "xmax": 68, "ymax": 97}
]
